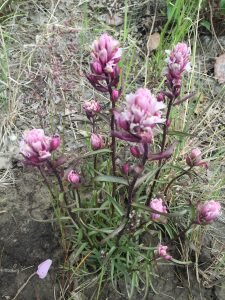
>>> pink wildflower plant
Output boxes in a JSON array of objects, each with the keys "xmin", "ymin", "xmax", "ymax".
[
  {"xmin": 155, "ymin": 244, "xmax": 172, "ymax": 260},
  {"xmin": 149, "ymin": 198, "xmax": 168, "ymax": 222},
  {"xmin": 113, "ymin": 88, "xmax": 166, "ymax": 143},
  {"xmin": 197, "ymin": 200, "xmax": 221, "ymax": 224},
  {"xmin": 20, "ymin": 129, "xmax": 60, "ymax": 165}
]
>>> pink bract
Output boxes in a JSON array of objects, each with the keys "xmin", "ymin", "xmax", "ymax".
[
  {"xmin": 149, "ymin": 198, "xmax": 167, "ymax": 221},
  {"xmin": 36, "ymin": 259, "xmax": 52, "ymax": 279}
]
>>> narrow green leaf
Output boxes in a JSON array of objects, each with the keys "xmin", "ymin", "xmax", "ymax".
[
  {"xmin": 95, "ymin": 175, "xmax": 129, "ymax": 186},
  {"xmin": 132, "ymin": 202, "xmax": 187, "ymax": 217},
  {"xmin": 171, "ymin": 258, "xmax": 192, "ymax": 265}
]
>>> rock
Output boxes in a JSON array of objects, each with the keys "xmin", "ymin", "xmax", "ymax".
[{"xmin": 214, "ymin": 54, "xmax": 225, "ymax": 84}]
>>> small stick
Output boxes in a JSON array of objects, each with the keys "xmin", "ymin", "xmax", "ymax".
[{"xmin": 11, "ymin": 272, "xmax": 36, "ymax": 300}]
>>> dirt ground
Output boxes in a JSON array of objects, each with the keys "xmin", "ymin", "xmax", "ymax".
[{"xmin": 0, "ymin": 0, "xmax": 225, "ymax": 299}]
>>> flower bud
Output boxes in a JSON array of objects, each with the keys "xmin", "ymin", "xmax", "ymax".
[
  {"xmin": 111, "ymin": 89, "xmax": 119, "ymax": 102},
  {"xmin": 83, "ymin": 100, "xmax": 101, "ymax": 119},
  {"xmin": 186, "ymin": 148, "xmax": 208, "ymax": 168},
  {"xmin": 198, "ymin": 200, "xmax": 221, "ymax": 224},
  {"xmin": 157, "ymin": 92, "xmax": 165, "ymax": 102},
  {"xmin": 67, "ymin": 170, "xmax": 80, "ymax": 187},
  {"xmin": 91, "ymin": 61, "xmax": 103, "ymax": 75},
  {"xmin": 90, "ymin": 133, "xmax": 104, "ymax": 150},
  {"xmin": 130, "ymin": 146, "xmax": 141, "ymax": 158},
  {"xmin": 50, "ymin": 135, "xmax": 60, "ymax": 151},
  {"xmin": 121, "ymin": 163, "xmax": 129, "ymax": 176}
]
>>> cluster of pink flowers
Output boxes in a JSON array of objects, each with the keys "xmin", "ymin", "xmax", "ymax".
[
  {"xmin": 114, "ymin": 88, "xmax": 166, "ymax": 143},
  {"xmin": 155, "ymin": 244, "xmax": 172, "ymax": 260},
  {"xmin": 164, "ymin": 42, "xmax": 191, "ymax": 88},
  {"xmin": 91, "ymin": 33, "xmax": 122, "ymax": 75},
  {"xmin": 197, "ymin": 200, "xmax": 221, "ymax": 224},
  {"xmin": 20, "ymin": 129, "xmax": 60, "ymax": 165},
  {"xmin": 87, "ymin": 33, "xmax": 122, "ymax": 92},
  {"xmin": 149, "ymin": 198, "xmax": 167, "ymax": 222},
  {"xmin": 186, "ymin": 148, "xmax": 208, "ymax": 168},
  {"xmin": 83, "ymin": 100, "xmax": 101, "ymax": 119}
]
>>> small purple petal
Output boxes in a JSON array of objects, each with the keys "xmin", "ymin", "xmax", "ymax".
[{"xmin": 36, "ymin": 259, "xmax": 52, "ymax": 279}]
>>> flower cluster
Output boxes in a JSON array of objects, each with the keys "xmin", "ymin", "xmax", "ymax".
[
  {"xmin": 91, "ymin": 33, "xmax": 122, "ymax": 75},
  {"xmin": 165, "ymin": 43, "xmax": 191, "ymax": 81},
  {"xmin": 83, "ymin": 100, "xmax": 101, "ymax": 119},
  {"xmin": 149, "ymin": 198, "xmax": 167, "ymax": 222},
  {"xmin": 114, "ymin": 88, "xmax": 166, "ymax": 143},
  {"xmin": 197, "ymin": 200, "xmax": 221, "ymax": 224},
  {"xmin": 86, "ymin": 33, "xmax": 122, "ymax": 92},
  {"xmin": 186, "ymin": 148, "xmax": 208, "ymax": 168},
  {"xmin": 155, "ymin": 244, "xmax": 172, "ymax": 260},
  {"xmin": 90, "ymin": 133, "xmax": 105, "ymax": 150},
  {"xmin": 20, "ymin": 129, "xmax": 60, "ymax": 165}
]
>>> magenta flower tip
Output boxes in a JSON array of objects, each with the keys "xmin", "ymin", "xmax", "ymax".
[{"xmin": 36, "ymin": 259, "xmax": 52, "ymax": 279}]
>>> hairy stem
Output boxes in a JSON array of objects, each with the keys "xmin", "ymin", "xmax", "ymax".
[
  {"xmin": 147, "ymin": 96, "xmax": 174, "ymax": 204},
  {"xmin": 106, "ymin": 78, "xmax": 117, "ymax": 198},
  {"xmin": 38, "ymin": 165, "xmax": 56, "ymax": 199}
]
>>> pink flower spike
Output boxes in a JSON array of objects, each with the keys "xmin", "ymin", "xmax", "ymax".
[
  {"xmin": 90, "ymin": 133, "xmax": 104, "ymax": 150},
  {"xmin": 36, "ymin": 259, "xmax": 52, "ymax": 279},
  {"xmin": 164, "ymin": 42, "xmax": 191, "ymax": 81},
  {"xmin": 155, "ymin": 244, "xmax": 172, "ymax": 260},
  {"xmin": 149, "ymin": 198, "xmax": 167, "ymax": 222},
  {"xmin": 90, "ymin": 34, "xmax": 122, "ymax": 74},
  {"xmin": 198, "ymin": 200, "xmax": 221, "ymax": 224}
]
